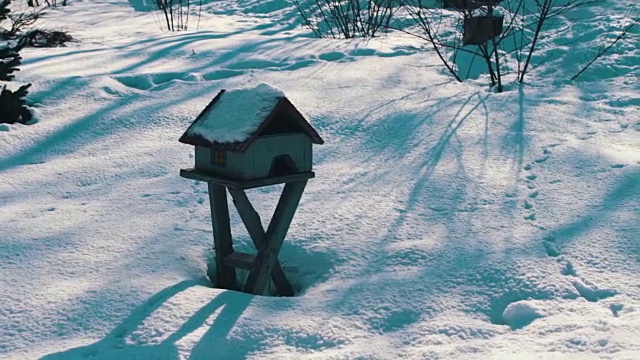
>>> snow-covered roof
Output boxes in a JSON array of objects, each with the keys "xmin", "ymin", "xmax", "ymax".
[{"xmin": 180, "ymin": 83, "xmax": 323, "ymax": 151}]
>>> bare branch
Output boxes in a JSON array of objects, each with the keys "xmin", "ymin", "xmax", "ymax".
[{"xmin": 571, "ymin": 18, "xmax": 638, "ymax": 81}]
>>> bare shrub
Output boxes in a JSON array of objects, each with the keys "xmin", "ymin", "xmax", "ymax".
[
  {"xmin": 43, "ymin": 0, "xmax": 68, "ymax": 7},
  {"xmin": 6, "ymin": 8, "xmax": 40, "ymax": 36},
  {"xmin": 19, "ymin": 29, "xmax": 74, "ymax": 47},
  {"xmin": 293, "ymin": 0, "xmax": 396, "ymax": 38},
  {"xmin": 571, "ymin": 9, "xmax": 638, "ymax": 81},
  {"xmin": 154, "ymin": 0, "xmax": 197, "ymax": 31},
  {"xmin": 395, "ymin": 0, "xmax": 608, "ymax": 91}
]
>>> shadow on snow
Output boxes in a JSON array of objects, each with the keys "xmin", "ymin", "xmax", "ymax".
[{"xmin": 41, "ymin": 279, "xmax": 252, "ymax": 360}]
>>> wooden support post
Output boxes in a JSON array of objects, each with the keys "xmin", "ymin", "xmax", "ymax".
[
  {"xmin": 228, "ymin": 188, "xmax": 295, "ymax": 297},
  {"xmin": 208, "ymin": 183, "xmax": 237, "ymax": 290},
  {"xmin": 243, "ymin": 180, "xmax": 307, "ymax": 295}
]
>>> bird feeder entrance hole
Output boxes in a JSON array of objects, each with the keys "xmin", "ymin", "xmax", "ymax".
[
  {"xmin": 178, "ymin": 83, "xmax": 324, "ymax": 297},
  {"xmin": 270, "ymin": 155, "xmax": 299, "ymax": 177}
]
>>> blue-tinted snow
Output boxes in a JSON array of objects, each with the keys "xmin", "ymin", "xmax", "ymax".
[{"xmin": 0, "ymin": 0, "xmax": 638, "ymax": 358}]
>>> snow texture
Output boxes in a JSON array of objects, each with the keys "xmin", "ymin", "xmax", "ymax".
[
  {"xmin": 502, "ymin": 300, "xmax": 543, "ymax": 330},
  {"xmin": 185, "ymin": 82, "xmax": 284, "ymax": 143},
  {"xmin": 0, "ymin": 0, "xmax": 639, "ymax": 359}
]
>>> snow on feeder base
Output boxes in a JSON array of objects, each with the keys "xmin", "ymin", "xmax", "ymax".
[
  {"xmin": 179, "ymin": 83, "xmax": 324, "ymax": 296},
  {"xmin": 463, "ymin": 15, "xmax": 504, "ymax": 45}
]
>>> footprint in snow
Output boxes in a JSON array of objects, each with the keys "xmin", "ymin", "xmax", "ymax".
[
  {"xmin": 572, "ymin": 278, "xmax": 617, "ymax": 302},
  {"xmin": 349, "ymin": 48, "xmax": 377, "ymax": 57},
  {"xmin": 578, "ymin": 131, "xmax": 597, "ymax": 140},
  {"xmin": 542, "ymin": 240, "xmax": 559, "ymax": 256},
  {"xmin": 114, "ymin": 72, "xmax": 203, "ymax": 92},
  {"xmin": 554, "ymin": 258, "xmax": 616, "ymax": 303},
  {"xmin": 227, "ymin": 59, "xmax": 281, "ymax": 70},
  {"xmin": 535, "ymin": 155, "xmax": 550, "ymax": 164},
  {"xmin": 319, "ymin": 52, "xmax": 347, "ymax": 62},
  {"xmin": 282, "ymin": 60, "xmax": 318, "ymax": 71},
  {"xmin": 523, "ymin": 172, "xmax": 537, "ymax": 219},
  {"xmin": 378, "ymin": 48, "xmax": 419, "ymax": 58},
  {"xmin": 560, "ymin": 261, "xmax": 576, "ymax": 276},
  {"xmin": 212, "ymin": 57, "xmax": 319, "ymax": 76},
  {"xmin": 114, "ymin": 74, "xmax": 158, "ymax": 91},
  {"xmin": 317, "ymin": 47, "xmax": 417, "ymax": 64},
  {"xmin": 610, "ymin": 303, "xmax": 624, "ymax": 317},
  {"xmin": 523, "ymin": 199, "xmax": 534, "ymax": 210},
  {"xmin": 202, "ymin": 69, "xmax": 244, "ymax": 81},
  {"xmin": 522, "ymin": 147, "xmax": 555, "ymax": 221},
  {"xmin": 540, "ymin": 234, "xmax": 559, "ymax": 257}
]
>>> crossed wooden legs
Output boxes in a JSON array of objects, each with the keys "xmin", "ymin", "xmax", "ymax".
[
  {"xmin": 208, "ymin": 183, "xmax": 237, "ymax": 290},
  {"xmin": 208, "ymin": 180, "xmax": 307, "ymax": 296}
]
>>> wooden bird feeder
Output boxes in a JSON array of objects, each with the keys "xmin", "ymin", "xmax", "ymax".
[
  {"xmin": 463, "ymin": 15, "xmax": 504, "ymax": 45},
  {"xmin": 179, "ymin": 83, "xmax": 324, "ymax": 296}
]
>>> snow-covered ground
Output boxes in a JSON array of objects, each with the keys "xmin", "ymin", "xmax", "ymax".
[{"xmin": 1, "ymin": 0, "xmax": 639, "ymax": 358}]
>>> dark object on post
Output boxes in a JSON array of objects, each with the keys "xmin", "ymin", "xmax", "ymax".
[
  {"xmin": 463, "ymin": 15, "xmax": 504, "ymax": 45},
  {"xmin": 179, "ymin": 83, "xmax": 324, "ymax": 297},
  {"xmin": 442, "ymin": 0, "xmax": 503, "ymax": 10}
]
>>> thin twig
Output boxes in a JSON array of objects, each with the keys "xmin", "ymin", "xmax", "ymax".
[{"xmin": 571, "ymin": 19, "xmax": 638, "ymax": 81}]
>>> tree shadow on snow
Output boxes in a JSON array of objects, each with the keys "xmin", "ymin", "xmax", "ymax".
[
  {"xmin": 321, "ymin": 92, "xmax": 493, "ymax": 316},
  {"xmin": 0, "ymin": 26, "xmax": 321, "ymax": 175},
  {"xmin": 23, "ymin": 23, "xmax": 310, "ymax": 78},
  {"xmin": 545, "ymin": 167, "xmax": 639, "ymax": 247},
  {"xmin": 41, "ymin": 279, "xmax": 252, "ymax": 360},
  {"xmin": 382, "ymin": 91, "xmax": 490, "ymax": 245},
  {"xmin": 0, "ymin": 75, "xmax": 222, "ymax": 174},
  {"xmin": 128, "ymin": 0, "xmax": 156, "ymax": 12}
]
